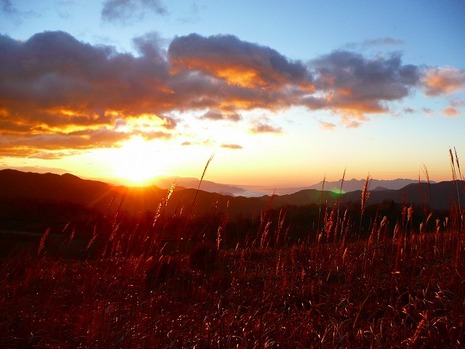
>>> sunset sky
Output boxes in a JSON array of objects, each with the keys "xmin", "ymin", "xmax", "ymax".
[{"xmin": 1, "ymin": 0, "xmax": 464, "ymax": 188}]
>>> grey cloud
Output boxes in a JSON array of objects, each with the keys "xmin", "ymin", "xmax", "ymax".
[
  {"xmin": 309, "ymin": 50, "xmax": 420, "ymax": 114},
  {"xmin": 132, "ymin": 32, "xmax": 167, "ymax": 63},
  {"xmin": 0, "ymin": 31, "xmax": 172, "ymax": 125},
  {"xmin": 249, "ymin": 120, "xmax": 282, "ymax": 134},
  {"xmin": 403, "ymin": 107, "xmax": 415, "ymax": 113},
  {"xmin": 168, "ymin": 33, "xmax": 313, "ymax": 89},
  {"xmin": 0, "ymin": 0, "xmax": 35, "ymax": 23},
  {"xmin": 345, "ymin": 37, "xmax": 404, "ymax": 50},
  {"xmin": 200, "ymin": 109, "xmax": 242, "ymax": 122},
  {"xmin": 1, "ymin": 0, "xmax": 15, "ymax": 14},
  {"xmin": 101, "ymin": 0, "xmax": 167, "ymax": 22}
]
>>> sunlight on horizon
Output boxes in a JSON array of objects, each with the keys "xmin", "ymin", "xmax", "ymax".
[{"xmin": 105, "ymin": 136, "xmax": 170, "ymax": 186}]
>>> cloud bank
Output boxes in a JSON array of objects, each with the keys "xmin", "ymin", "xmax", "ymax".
[{"xmin": 0, "ymin": 31, "xmax": 463, "ymax": 156}]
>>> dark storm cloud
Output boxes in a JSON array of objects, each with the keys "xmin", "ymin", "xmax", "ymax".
[
  {"xmin": 309, "ymin": 50, "xmax": 421, "ymax": 116},
  {"xmin": 101, "ymin": 0, "xmax": 167, "ymax": 22}
]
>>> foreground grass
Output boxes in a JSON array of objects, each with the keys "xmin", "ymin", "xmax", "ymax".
[{"xmin": 1, "ymin": 228, "xmax": 464, "ymax": 348}]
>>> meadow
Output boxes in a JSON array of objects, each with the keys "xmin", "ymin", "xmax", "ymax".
[{"xmin": 1, "ymin": 161, "xmax": 464, "ymax": 348}]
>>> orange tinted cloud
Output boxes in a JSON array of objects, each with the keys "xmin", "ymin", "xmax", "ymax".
[
  {"xmin": 0, "ymin": 31, "xmax": 458, "ymax": 156},
  {"xmin": 320, "ymin": 121, "xmax": 336, "ymax": 130},
  {"xmin": 169, "ymin": 34, "xmax": 314, "ymax": 90},
  {"xmin": 249, "ymin": 120, "xmax": 282, "ymax": 134},
  {"xmin": 422, "ymin": 67, "xmax": 465, "ymax": 96},
  {"xmin": 442, "ymin": 107, "xmax": 461, "ymax": 118},
  {"xmin": 221, "ymin": 143, "xmax": 243, "ymax": 150}
]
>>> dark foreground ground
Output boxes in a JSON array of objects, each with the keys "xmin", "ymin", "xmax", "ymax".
[{"xmin": 1, "ymin": 223, "xmax": 464, "ymax": 348}]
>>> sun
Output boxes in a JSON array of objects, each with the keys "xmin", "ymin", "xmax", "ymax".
[{"xmin": 111, "ymin": 136, "xmax": 166, "ymax": 185}]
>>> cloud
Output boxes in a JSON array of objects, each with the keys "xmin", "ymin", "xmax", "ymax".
[
  {"xmin": 0, "ymin": 0, "xmax": 35, "ymax": 23},
  {"xmin": 320, "ymin": 121, "xmax": 336, "ymax": 130},
  {"xmin": 441, "ymin": 99, "xmax": 465, "ymax": 118},
  {"xmin": 221, "ymin": 143, "xmax": 243, "ymax": 150},
  {"xmin": 450, "ymin": 99, "xmax": 465, "ymax": 108},
  {"xmin": 0, "ymin": 127, "xmax": 122, "ymax": 157},
  {"xmin": 308, "ymin": 50, "xmax": 421, "ymax": 124},
  {"xmin": 442, "ymin": 107, "xmax": 461, "ymax": 117},
  {"xmin": 364, "ymin": 37, "xmax": 404, "ymax": 46},
  {"xmin": 345, "ymin": 37, "xmax": 404, "ymax": 50},
  {"xmin": 249, "ymin": 120, "xmax": 282, "ymax": 134},
  {"xmin": 422, "ymin": 66, "xmax": 465, "ymax": 96},
  {"xmin": 403, "ymin": 107, "xmax": 415, "ymax": 114},
  {"xmin": 0, "ymin": 125, "xmax": 172, "ymax": 158},
  {"xmin": 1, "ymin": 30, "xmax": 462, "ymax": 156},
  {"xmin": 101, "ymin": 0, "xmax": 167, "ymax": 22},
  {"xmin": 0, "ymin": 31, "xmax": 173, "ymax": 126},
  {"xmin": 169, "ymin": 33, "xmax": 313, "ymax": 90},
  {"xmin": 200, "ymin": 109, "xmax": 242, "ymax": 122},
  {"xmin": 1, "ymin": 0, "xmax": 15, "ymax": 14}
]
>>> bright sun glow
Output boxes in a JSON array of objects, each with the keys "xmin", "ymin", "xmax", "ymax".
[{"xmin": 111, "ymin": 136, "xmax": 166, "ymax": 185}]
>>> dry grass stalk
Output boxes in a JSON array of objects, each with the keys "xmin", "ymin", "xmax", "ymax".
[
  {"xmin": 192, "ymin": 154, "xmax": 214, "ymax": 211},
  {"xmin": 361, "ymin": 174, "xmax": 371, "ymax": 215},
  {"xmin": 37, "ymin": 227, "xmax": 51, "ymax": 256},
  {"xmin": 86, "ymin": 224, "xmax": 98, "ymax": 251},
  {"xmin": 317, "ymin": 175, "xmax": 326, "ymax": 233},
  {"xmin": 339, "ymin": 168, "xmax": 346, "ymax": 195},
  {"xmin": 359, "ymin": 174, "xmax": 371, "ymax": 235},
  {"xmin": 449, "ymin": 147, "xmax": 462, "ymax": 215}
]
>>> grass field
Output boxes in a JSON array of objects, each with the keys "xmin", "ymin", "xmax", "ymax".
[{"xmin": 1, "ymin": 156, "xmax": 465, "ymax": 348}]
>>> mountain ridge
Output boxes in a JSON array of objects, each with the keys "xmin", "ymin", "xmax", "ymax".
[{"xmin": 1, "ymin": 169, "xmax": 463, "ymax": 223}]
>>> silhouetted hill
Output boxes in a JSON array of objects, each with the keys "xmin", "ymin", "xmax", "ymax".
[
  {"xmin": 1, "ymin": 169, "xmax": 463, "ymax": 229},
  {"xmin": 340, "ymin": 181, "xmax": 464, "ymax": 210},
  {"xmin": 307, "ymin": 178, "xmax": 431, "ymax": 192},
  {"xmin": 153, "ymin": 176, "xmax": 248, "ymax": 196}
]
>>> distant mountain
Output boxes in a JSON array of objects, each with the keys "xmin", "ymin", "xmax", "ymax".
[
  {"xmin": 306, "ymin": 178, "xmax": 432, "ymax": 193},
  {"xmin": 1, "ymin": 169, "xmax": 463, "ymax": 227},
  {"xmin": 0, "ymin": 169, "xmax": 267, "ymax": 220},
  {"xmin": 340, "ymin": 181, "xmax": 464, "ymax": 211},
  {"xmin": 237, "ymin": 178, "xmax": 432, "ymax": 196},
  {"xmin": 153, "ymin": 176, "xmax": 249, "ymax": 196}
]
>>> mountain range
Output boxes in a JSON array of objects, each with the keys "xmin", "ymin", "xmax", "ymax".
[
  {"xmin": 1, "ymin": 169, "xmax": 463, "ymax": 224},
  {"xmin": 153, "ymin": 176, "xmax": 427, "ymax": 197}
]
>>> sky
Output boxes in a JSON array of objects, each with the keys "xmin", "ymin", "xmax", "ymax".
[{"xmin": 1, "ymin": 0, "xmax": 464, "ymax": 188}]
